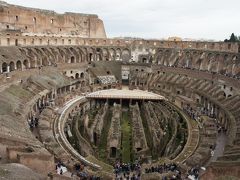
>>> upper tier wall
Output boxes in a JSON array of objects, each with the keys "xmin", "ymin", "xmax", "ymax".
[
  {"xmin": 0, "ymin": 1, "xmax": 106, "ymax": 38},
  {"xmin": 0, "ymin": 33, "xmax": 239, "ymax": 53}
]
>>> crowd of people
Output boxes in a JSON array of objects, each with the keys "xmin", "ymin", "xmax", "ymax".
[
  {"xmin": 183, "ymin": 106, "xmax": 198, "ymax": 120},
  {"xmin": 144, "ymin": 163, "xmax": 181, "ymax": 179},
  {"xmin": 52, "ymin": 161, "xmax": 101, "ymax": 179},
  {"xmin": 98, "ymin": 75, "xmax": 116, "ymax": 84},
  {"xmin": 183, "ymin": 105, "xmax": 217, "ymax": 121},
  {"xmin": 28, "ymin": 116, "xmax": 39, "ymax": 130},
  {"xmin": 186, "ymin": 166, "xmax": 202, "ymax": 180},
  {"xmin": 114, "ymin": 161, "xmax": 141, "ymax": 180}
]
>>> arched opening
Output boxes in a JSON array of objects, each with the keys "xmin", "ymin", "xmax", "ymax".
[
  {"xmin": 16, "ymin": 60, "xmax": 22, "ymax": 70},
  {"xmin": 70, "ymin": 56, "xmax": 75, "ymax": 63},
  {"xmin": 121, "ymin": 49, "xmax": 131, "ymax": 62},
  {"xmin": 80, "ymin": 72, "xmax": 84, "ymax": 78},
  {"xmin": 110, "ymin": 147, "xmax": 117, "ymax": 158},
  {"xmin": 42, "ymin": 58, "xmax": 48, "ymax": 66},
  {"xmin": 23, "ymin": 59, "xmax": 29, "ymax": 69},
  {"xmin": 9, "ymin": 61, "xmax": 15, "ymax": 72},
  {"xmin": 75, "ymin": 73, "xmax": 79, "ymax": 79},
  {"xmin": 142, "ymin": 58, "xmax": 147, "ymax": 63},
  {"xmin": 93, "ymin": 132, "xmax": 98, "ymax": 145},
  {"xmin": 2, "ymin": 62, "xmax": 7, "ymax": 73},
  {"xmin": 15, "ymin": 39, "xmax": 18, "ymax": 46},
  {"xmin": 89, "ymin": 53, "xmax": 93, "ymax": 61}
]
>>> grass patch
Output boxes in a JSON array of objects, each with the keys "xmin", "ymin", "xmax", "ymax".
[
  {"xmin": 121, "ymin": 111, "xmax": 132, "ymax": 163},
  {"xmin": 0, "ymin": 168, "xmax": 9, "ymax": 177},
  {"xmin": 97, "ymin": 107, "xmax": 112, "ymax": 162}
]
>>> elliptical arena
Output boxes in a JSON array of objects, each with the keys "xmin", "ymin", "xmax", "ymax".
[{"xmin": 0, "ymin": 1, "xmax": 240, "ymax": 180}]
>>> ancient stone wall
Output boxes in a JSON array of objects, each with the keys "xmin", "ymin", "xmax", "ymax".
[{"xmin": 0, "ymin": 1, "xmax": 106, "ymax": 38}]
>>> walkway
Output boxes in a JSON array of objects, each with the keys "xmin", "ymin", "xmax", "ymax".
[
  {"xmin": 86, "ymin": 89, "xmax": 166, "ymax": 100},
  {"xmin": 54, "ymin": 95, "xmax": 101, "ymax": 169},
  {"xmin": 210, "ymin": 132, "xmax": 227, "ymax": 162}
]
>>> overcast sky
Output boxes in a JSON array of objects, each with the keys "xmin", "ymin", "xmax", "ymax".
[{"xmin": 4, "ymin": 0, "xmax": 240, "ymax": 40}]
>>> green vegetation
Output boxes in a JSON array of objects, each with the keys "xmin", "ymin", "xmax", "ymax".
[
  {"xmin": 0, "ymin": 168, "xmax": 9, "ymax": 177},
  {"xmin": 140, "ymin": 106, "xmax": 154, "ymax": 158},
  {"xmin": 97, "ymin": 108, "xmax": 112, "ymax": 162},
  {"xmin": 224, "ymin": 33, "xmax": 240, "ymax": 42},
  {"xmin": 121, "ymin": 110, "xmax": 132, "ymax": 163},
  {"xmin": 88, "ymin": 107, "xmax": 100, "ymax": 128},
  {"xmin": 69, "ymin": 116, "xmax": 81, "ymax": 152}
]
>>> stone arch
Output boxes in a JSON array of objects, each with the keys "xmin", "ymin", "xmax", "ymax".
[
  {"xmin": 185, "ymin": 52, "xmax": 193, "ymax": 68},
  {"xmin": 219, "ymin": 54, "xmax": 229, "ymax": 74},
  {"xmin": 199, "ymin": 53, "xmax": 208, "ymax": 71},
  {"xmin": 57, "ymin": 48, "xmax": 66, "ymax": 63},
  {"xmin": 163, "ymin": 50, "xmax": 171, "ymax": 66},
  {"xmin": 121, "ymin": 49, "xmax": 131, "ymax": 62},
  {"xmin": 109, "ymin": 48, "xmax": 116, "ymax": 61},
  {"xmin": 42, "ymin": 48, "xmax": 55, "ymax": 65},
  {"xmin": 75, "ymin": 73, "xmax": 79, "ymax": 79},
  {"xmin": 42, "ymin": 57, "xmax": 49, "ymax": 66},
  {"xmin": 9, "ymin": 61, "xmax": 15, "ymax": 72},
  {"xmin": 2, "ymin": 62, "xmax": 7, "ymax": 73},
  {"xmin": 30, "ymin": 57, "xmax": 37, "ymax": 68},
  {"xmin": 80, "ymin": 72, "xmax": 84, "ymax": 78},
  {"xmin": 16, "ymin": 60, "xmax": 22, "ymax": 70},
  {"xmin": 87, "ymin": 47, "xmax": 95, "ymax": 62},
  {"xmin": 209, "ymin": 54, "xmax": 220, "ymax": 72},
  {"xmin": 70, "ymin": 56, "xmax": 75, "ymax": 63},
  {"xmin": 115, "ymin": 48, "xmax": 121, "ymax": 61},
  {"xmin": 77, "ymin": 47, "xmax": 86, "ymax": 62},
  {"xmin": 96, "ymin": 48, "xmax": 102, "ymax": 61},
  {"xmin": 193, "ymin": 52, "xmax": 203, "ymax": 70},
  {"xmin": 155, "ymin": 50, "xmax": 164, "ymax": 65},
  {"xmin": 191, "ymin": 51, "xmax": 199, "ymax": 69},
  {"xmin": 27, "ymin": 49, "xmax": 38, "ymax": 68},
  {"xmin": 102, "ymin": 48, "xmax": 109, "ymax": 61},
  {"xmin": 215, "ymin": 54, "xmax": 225, "ymax": 73},
  {"xmin": 70, "ymin": 47, "xmax": 80, "ymax": 63},
  {"xmin": 23, "ymin": 59, "xmax": 29, "ymax": 69}
]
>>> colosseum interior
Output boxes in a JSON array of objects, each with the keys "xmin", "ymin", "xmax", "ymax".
[{"xmin": 0, "ymin": 1, "xmax": 240, "ymax": 180}]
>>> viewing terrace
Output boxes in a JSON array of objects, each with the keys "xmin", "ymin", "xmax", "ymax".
[{"xmin": 86, "ymin": 89, "xmax": 167, "ymax": 100}]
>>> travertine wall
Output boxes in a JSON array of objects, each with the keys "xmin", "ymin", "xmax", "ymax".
[{"xmin": 0, "ymin": 1, "xmax": 106, "ymax": 38}]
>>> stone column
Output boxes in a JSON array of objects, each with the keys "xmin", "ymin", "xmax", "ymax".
[{"xmin": 7, "ymin": 65, "xmax": 10, "ymax": 73}]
